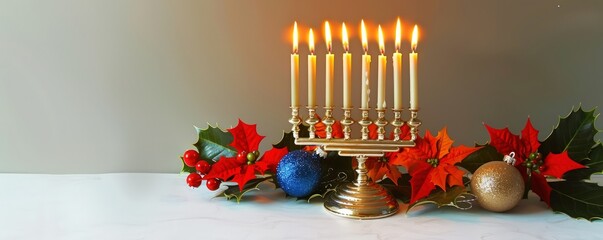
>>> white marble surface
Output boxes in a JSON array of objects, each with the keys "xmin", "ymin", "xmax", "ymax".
[{"xmin": 1, "ymin": 173, "xmax": 602, "ymax": 240}]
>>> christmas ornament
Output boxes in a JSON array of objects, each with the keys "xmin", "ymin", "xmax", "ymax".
[
  {"xmin": 276, "ymin": 150, "xmax": 322, "ymax": 197},
  {"xmin": 187, "ymin": 172, "xmax": 202, "ymax": 188},
  {"xmin": 471, "ymin": 153, "xmax": 524, "ymax": 212}
]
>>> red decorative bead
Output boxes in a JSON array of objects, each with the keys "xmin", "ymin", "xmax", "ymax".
[
  {"xmin": 186, "ymin": 173, "xmax": 202, "ymax": 188},
  {"xmin": 196, "ymin": 160, "xmax": 211, "ymax": 175},
  {"xmin": 206, "ymin": 178, "xmax": 222, "ymax": 191},
  {"xmin": 236, "ymin": 151, "xmax": 248, "ymax": 163},
  {"xmin": 183, "ymin": 149, "xmax": 199, "ymax": 167}
]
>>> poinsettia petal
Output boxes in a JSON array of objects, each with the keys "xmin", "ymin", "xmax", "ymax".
[
  {"xmin": 520, "ymin": 118, "xmax": 540, "ymax": 154},
  {"xmin": 423, "ymin": 130, "xmax": 439, "ymax": 159},
  {"xmin": 435, "ymin": 127, "xmax": 454, "ymax": 159},
  {"xmin": 430, "ymin": 165, "xmax": 448, "ymax": 191},
  {"xmin": 530, "ymin": 173, "xmax": 552, "ymax": 206},
  {"xmin": 443, "ymin": 164, "xmax": 465, "ymax": 188},
  {"xmin": 486, "ymin": 124, "xmax": 522, "ymax": 159},
  {"xmin": 409, "ymin": 165, "xmax": 436, "ymax": 203},
  {"xmin": 393, "ymin": 148, "xmax": 430, "ymax": 172},
  {"xmin": 228, "ymin": 119, "xmax": 265, "ymax": 152},
  {"xmin": 255, "ymin": 147, "xmax": 289, "ymax": 174},
  {"xmin": 541, "ymin": 151, "xmax": 586, "ymax": 179},
  {"xmin": 441, "ymin": 145, "xmax": 482, "ymax": 165},
  {"xmin": 384, "ymin": 164, "xmax": 403, "ymax": 185},
  {"xmin": 231, "ymin": 165, "xmax": 257, "ymax": 191},
  {"xmin": 204, "ymin": 156, "xmax": 244, "ymax": 181}
]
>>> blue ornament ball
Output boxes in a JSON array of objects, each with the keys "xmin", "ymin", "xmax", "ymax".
[{"xmin": 276, "ymin": 150, "xmax": 322, "ymax": 197}]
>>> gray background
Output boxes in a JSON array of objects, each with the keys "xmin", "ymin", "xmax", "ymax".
[{"xmin": 1, "ymin": 0, "xmax": 602, "ymax": 173}]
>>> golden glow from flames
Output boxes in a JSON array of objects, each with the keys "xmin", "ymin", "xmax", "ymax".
[
  {"xmin": 342, "ymin": 22, "xmax": 349, "ymax": 52},
  {"xmin": 309, "ymin": 28, "xmax": 315, "ymax": 54},
  {"xmin": 411, "ymin": 24, "xmax": 419, "ymax": 52},
  {"xmin": 395, "ymin": 18, "xmax": 402, "ymax": 52},
  {"xmin": 292, "ymin": 22, "xmax": 298, "ymax": 54},
  {"xmin": 361, "ymin": 20, "xmax": 368, "ymax": 53},
  {"xmin": 325, "ymin": 21, "xmax": 332, "ymax": 53},
  {"xmin": 378, "ymin": 25, "xmax": 385, "ymax": 55}
]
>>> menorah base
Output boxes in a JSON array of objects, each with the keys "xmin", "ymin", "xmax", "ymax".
[{"xmin": 324, "ymin": 180, "xmax": 399, "ymax": 219}]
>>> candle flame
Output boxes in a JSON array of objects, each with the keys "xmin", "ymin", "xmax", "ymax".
[
  {"xmin": 325, "ymin": 21, "xmax": 332, "ymax": 53},
  {"xmin": 411, "ymin": 24, "xmax": 419, "ymax": 52},
  {"xmin": 309, "ymin": 28, "xmax": 315, "ymax": 54},
  {"xmin": 378, "ymin": 25, "xmax": 385, "ymax": 55},
  {"xmin": 361, "ymin": 20, "xmax": 368, "ymax": 53},
  {"xmin": 395, "ymin": 18, "xmax": 401, "ymax": 52},
  {"xmin": 342, "ymin": 22, "xmax": 349, "ymax": 52},
  {"xmin": 293, "ymin": 22, "xmax": 298, "ymax": 54}
]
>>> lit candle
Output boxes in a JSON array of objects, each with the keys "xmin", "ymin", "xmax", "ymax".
[
  {"xmin": 291, "ymin": 22, "xmax": 299, "ymax": 107},
  {"xmin": 342, "ymin": 22, "xmax": 352, "ymax": 109},
  {"xmin": 325, "ymin": 21, "xmax": 334, "ymax": 108},
  {"xmin": 308, "ymin": 28, "xmax": 316, "ymax": 107},
  {"xmin": 361, "ymin": 20, "xmax": 371, "ymax": 109},
  {"xmin": 393, "ymin": 18, "xmax": 403, "ymax": 110},
  {"xmin": 409, "ymin": 25, "xmax": 419, "ymax": 110},
  {"xmin": 377, "ymin": 25, "xmax": 387, "ymax": 110}
]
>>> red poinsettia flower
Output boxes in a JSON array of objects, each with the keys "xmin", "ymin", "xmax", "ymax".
[
  {"xmin": 485, "ymin": 118, "xmax": 585, "ymax": 205},
  {"xmin": 392, "ymin": 127, "xmax": 481, "ymax": 203},
  {"xmin": 204, "ymin": 120, "xmax": 288, "ymax": 191},
  {"xmin": 360, "ymin": 124, "xmax": 412, "ymax": 184}
]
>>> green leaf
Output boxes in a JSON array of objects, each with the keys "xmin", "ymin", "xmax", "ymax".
[
  {"xmin": 564, "ymin": 143, "xmax": 603, "ymax": 181},
  {"xmin": 407, "ymin": 186, "xmax": 476, "ymax": 212},
  {"xmin": 272, "ymin": 124, "xmax": 309, "ymax": 151},
  {"xmin": 220, "ymin": 177, "xmax": 272, "ymax": 203},
  {"xmin": 549, "ymin": 181, "xmax": 603, "ymax": 221},
  {"xmin": 539, "ymin": 106, "xmax": 599, "ymax": 162},
  {"xmin": 458, "ymin": 144, "xmax": 503, "ymax": 173},
  {"xmin": 193, "ymin": 125, "xmax": 237, "ymax": 163},
  {"xmin": 380, "ymin": 174, "xmax": 412, "ymax": 203},
  {"xmin": 180, "ymin": 157, "xmax": 196, "ymax": 173}
]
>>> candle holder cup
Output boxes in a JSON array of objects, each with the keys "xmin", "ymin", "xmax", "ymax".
[{"xmin": 290, "ymin": 105, "xmax": 420, "ymax": 219}]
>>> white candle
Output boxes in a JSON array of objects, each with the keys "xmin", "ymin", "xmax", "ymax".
[
  {"xmin": 377, "ymin": 25, "xmax": 387, "ymax": 110},
  {"xmin": 324, "ymin": 21, "xmax": 334, "ymax": 108},
  {"xmin": 393, "ymin": 18, "xmax": 403, "ymax": 110},
  {"xmin": 409, "ymin": 25, "xmax": 419, "ymax": 110},
  {"xmin": 308, "ymin": 28, "xmax": 316, "ymax": 107},
  {"xmin": 291, "ymin": 22, "xmax": 299, "ymax": 107},
  {"xmin": 342, "ymin": 22, "xmax": 352, "ymax": 109},
  {"xmin": 360, "ymin": 20, "xmax": 371, "ymax": 109}
]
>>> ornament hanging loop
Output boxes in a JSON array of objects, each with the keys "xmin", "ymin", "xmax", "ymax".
[{"xmin": 503, "ymin": 152, "xmax": 516, "ymax": 165}]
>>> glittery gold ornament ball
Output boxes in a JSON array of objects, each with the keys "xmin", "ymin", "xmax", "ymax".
[{"xmin": 470, "ymin": 161, "xmax": 525, "ymax": 212}]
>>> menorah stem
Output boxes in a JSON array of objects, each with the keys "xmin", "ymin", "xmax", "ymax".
[
  {"xmin": 358, "ymin": 108, "xmax": 372, "ymax": 140},
  {"xmin": 289, "ymin": 106, "xmax": 302, "ymax": 139},
  {"xmin": 355, "ymin": 155, "xmax": 369, "ymax": 185},
  {"xmin": 323, "ymin": 107, "xmax": 335, "ymax": 139},
  {"xmin": 391, "ymin": 109, "xmax": 403, "ymax": 141},
  {"xmin": 340, "ymin": 108, "xmax": 354, "ymax": 140},
  {"xmin": 306, "ymin": 106, "xmax": 319, "ymax": 138}
]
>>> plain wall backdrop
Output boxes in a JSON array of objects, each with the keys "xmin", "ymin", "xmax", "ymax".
[{"xmin": 1, "ymin": 0, "xmax": 602, "ymax": 173}]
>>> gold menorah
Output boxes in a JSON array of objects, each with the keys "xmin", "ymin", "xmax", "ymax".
[{"xmin": 289, "ymin": 106, "xmax": 421, "ymax": 219}]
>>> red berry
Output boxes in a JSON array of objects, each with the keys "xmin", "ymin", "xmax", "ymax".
[
  {"xmin": 186, "ymin": 173, "xmax": 202, "ymax": 188},
  {"xmin": 236, "ymin": 151, "xmax": 248, "ymax": 163},
  {"xmin": 183, "ymin": 149, "xmax": 199, "ymax": 167},
  {"xmin": 206, "ymin": 178, "xmax": 221, "ymax": 191},
  {"xmin": 195, "ymin": 160, "xmax": 211, "ymax": 175}
]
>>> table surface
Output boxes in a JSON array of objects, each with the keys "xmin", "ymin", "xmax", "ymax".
[{"xmin": 1, "ymin": 173, "xmax": 602, "ymax": 240}]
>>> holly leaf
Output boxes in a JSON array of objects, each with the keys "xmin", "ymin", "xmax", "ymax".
[
  {"xmin": 380, "ymin": 174, "xmax": 412, "ymax": 203},
  {"xmin": 228, "ymin": 119, "xmax": 265, "ymax": 152},
  {"xmin": 564, "ymin": 143, "xmax": 603, "ymax": 181},
  {"xmin": 193, "ymin": 125, "xmax": 236, "ymax": 163},
  {"xmin": 180, "ymin": 157, "xmax": 196, "ymax": 173},
  {"xmin": 255, "ymin": 147, "xmax": 289, "ymax": 174},
  {"xmin": 458, "ymin": 144, "xmax": 503, "ymax": 173},
  {"xmin": 221, "ymin": 177, "xmax": 272, "ymax": 203},
  {"xmin": 549, "ymin": 181, "xmax": 603, "ymax": 221},
  {"xmin": 539, "ymin": 106, "xmax": 599, "ymax": 162},
  {"xmin": 272, "ymin": 124, "xmax": 309, "ymax": 151},
  {"xmin": 541, "ymin": 151, "xmax": 585, "ymax": 179},
  {"xmin": 407, "ymin": 186, "xmax": 475, "ymax": 212}
]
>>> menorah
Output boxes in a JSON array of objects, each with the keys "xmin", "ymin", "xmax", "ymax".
[{"xmin": 289, "ymin": 107, "xmax": 421, "ymax": 219}]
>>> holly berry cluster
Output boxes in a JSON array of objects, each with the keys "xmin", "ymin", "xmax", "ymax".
[
  {"xmin": 523, "ymin": 152, "xmax": 545, "ymax": 173},
  {"xmin": 182, "ymin": 149, "xmax": 221, "ymax": 191}
]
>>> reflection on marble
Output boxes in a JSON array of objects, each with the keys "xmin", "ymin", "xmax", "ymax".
[{"xmin": 0, "ymin": 173, "xmax": 601, "ymax": 240}]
